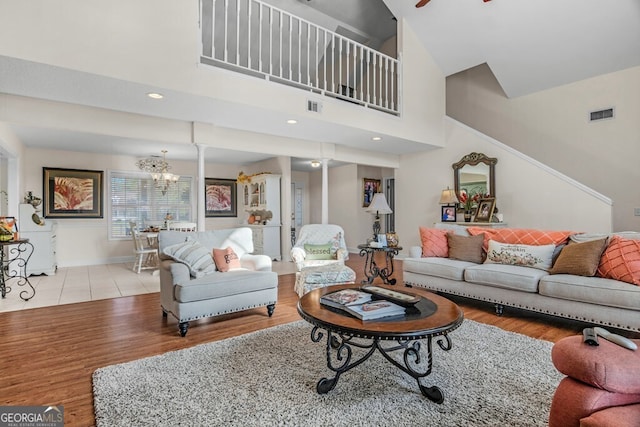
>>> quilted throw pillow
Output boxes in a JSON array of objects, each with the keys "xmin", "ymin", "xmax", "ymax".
[
  {"xmin": 212, "ymin": 247, "xmax": 242, "ymax": 272},
  {"xmin": 162, "ymin": 238, "xmax": 217, "ymax": 278},
  {"xmin": 419, "ymin": 227, "xmax": 449, "ymax": 257},
  {"xmin": 549, "ymin": 238, "xmax": 608, "ymax": 276},
  {"xmin": 485, "ymin": 240, "xmax": 556, "ymax": 271},
  {"xmin": 598, "ymin": 236, "xmax": 640, "ymax": 286},
  {"xmin": 304, "ymin": 243, "xmax": 334, "ymax": 260}
]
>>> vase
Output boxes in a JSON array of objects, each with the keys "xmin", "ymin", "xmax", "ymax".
[{"xmin": 464, "ymin": 211, "xmax": 473, "ymax": 222}]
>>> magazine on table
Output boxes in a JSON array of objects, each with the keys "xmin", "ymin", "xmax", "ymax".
[
  {"xmin": 320, "ymin": 289, "xmax": 372, "ymax": 309},
  {"xmin": 343, "ymin": 300, "xmax": 406, "ymax": 321}
]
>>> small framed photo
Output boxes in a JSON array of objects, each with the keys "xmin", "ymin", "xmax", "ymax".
[
  {"xmin": 377, "ymin": 233, "xmax": 388, "ymax": 247},
  {"xmin": 205, "ymin": 178, "xmax": 237, "ymax": 217},
  {"xmin": 363, "ymin": 178, "xmax": 381, "ymax": 207},
  {"xmin": 474, "ymin": 197, "xmax": 496, "ymax": 223},
  {"xmin": 441, "ymin": 206, "xmax": 457, "ymax": 222},
  {"xmin": 0, "ymin": 216, "xmax": 18, "ymax": 240}
]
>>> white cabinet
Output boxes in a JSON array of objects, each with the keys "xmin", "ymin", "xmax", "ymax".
[
  {"xmin": 239, "ymin": 174, "xmax": 281, "ymax": 260},
  {"xmin": 19, "ymin": 204, "xmax": 57, "ymax": 276}
]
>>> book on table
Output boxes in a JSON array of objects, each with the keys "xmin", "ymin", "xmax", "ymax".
[
  {"xmin": 320, "ymin": 289, "xmax": 406, "ymax": 320},
  {"xmin": 320, "ymin": 289, "xmax": 372, "ymax": 309},
  {"xmin": 342, "ymin": 300, "xmax": 406, "ymax": 320}
]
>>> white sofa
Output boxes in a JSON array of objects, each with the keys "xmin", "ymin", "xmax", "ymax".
[
  {"xmin": 158, "ymin": 228, "xmax": 278, "ymax": 336},
  {"xmin": 403, "ymin": 226, "xmax": 640, "ymax": 333}
]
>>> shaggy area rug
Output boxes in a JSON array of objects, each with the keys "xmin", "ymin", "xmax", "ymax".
[{"xmin": 93, "ymin": 320, "xmax": 563, "ymax": 426}]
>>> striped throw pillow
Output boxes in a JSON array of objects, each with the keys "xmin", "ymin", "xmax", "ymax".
[{"xmin": 163, "ymin": 238, "xmax": 217, "ymax": 278}]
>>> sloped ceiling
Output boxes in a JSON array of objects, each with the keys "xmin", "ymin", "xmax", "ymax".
[{"xmin": 384, "ymin": 0, "xmax": 640, "ymax": 97}]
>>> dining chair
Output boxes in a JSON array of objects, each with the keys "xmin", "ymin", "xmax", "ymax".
[{"xmin": 130, "ymin": 221, "xmax": 158, "ymax": 274}]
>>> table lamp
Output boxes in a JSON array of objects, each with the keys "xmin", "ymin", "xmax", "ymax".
[
  {"xmin": 439, "ymin": 187, "xmax": 459, "ymax": 205},
  {"xmin": 366, "ymin": 193, "xmax": 392, "ymax": 241}
]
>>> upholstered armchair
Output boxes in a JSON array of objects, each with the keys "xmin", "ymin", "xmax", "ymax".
[{"xmin": 290, "ymin": 224, "xmax": 348, "ymax": 271}]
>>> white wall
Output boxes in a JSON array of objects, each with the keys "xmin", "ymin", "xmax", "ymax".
[
  {"xmin": 22, "ymin": 147, "xmax": 257, "ymax": 267},
  {"xmin": 394, "ymin": 119, "xmax": 613, "ymax": 255},
  {"xmin": 447, "ymin": 63, "xmax": 640, "ymax": 231}
]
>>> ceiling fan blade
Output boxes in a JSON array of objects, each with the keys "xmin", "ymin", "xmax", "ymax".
[{"xmin": 415, "ymin": 0, "xmax": 430, "ymax": 8}]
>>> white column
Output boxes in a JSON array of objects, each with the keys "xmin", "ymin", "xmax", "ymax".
[
  {"xmin": 321, "ymin": 158, "xmax": 328, "ymax": 224},
  {"xmin": 196, "ymin": 144, "xmax": 207, "ymax": 231}
]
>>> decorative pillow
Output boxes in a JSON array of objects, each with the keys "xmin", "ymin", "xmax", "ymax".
[
  {"xmin": 212, "ymin": 247, "xmax": 242, "ymax": 272},
  {"xmin": 597, "ymin": 236, "xmax": 640, "ymax": 286},
  {"xmin": 304, "ymin": 243, "xmax": 334, "ymax": 260},
  {"xmin": 447, "ymin": 233, "xmax": 484, "ymax": 264},
  {"xmin": 419, "ymin": 227, "xmax": 449, "ymax": 257},
  {"xmin": 162, "ymin": 238, "xmax": 217, "ymax": 278},
  {"xmin": 485, "ymin": 240, "xmax": 556, "ymax": 271},
  {"xmin": 330, "ymin": 232, "xmax": 343, "ymax": 257},
  {"xmin": 467, "ymin": 227, "xmax": 574, "ymax": 251},
  {"xmin": 549, "ymin": 238, "xmax": 608, "ymax": 276}
]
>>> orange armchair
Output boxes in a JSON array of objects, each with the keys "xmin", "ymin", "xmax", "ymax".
[{"xmin": 549, "ymin": 334, "xmax": 640, "ymax": 427}]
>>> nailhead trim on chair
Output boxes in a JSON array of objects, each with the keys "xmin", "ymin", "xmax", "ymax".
[{"xmin": 166, "ymin": 299, "xmax": 278, "ymax": 322}]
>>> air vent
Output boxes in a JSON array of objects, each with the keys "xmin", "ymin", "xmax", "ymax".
[
  {"xmin": 589, "ymin": 107, "xmax": 614, "ymax": 122},
  {"xmin": 307, "ymin": 100, "xmax": 322, "ymax": 113}
]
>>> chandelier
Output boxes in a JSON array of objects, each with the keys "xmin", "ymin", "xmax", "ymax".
[{"xmin": 136, "ymin": 150, "xmax": 180, "ymax": 195}]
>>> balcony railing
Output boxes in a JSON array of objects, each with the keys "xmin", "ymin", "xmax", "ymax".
[{"xmin": 200, "ymin": 0, "xmax": 400, "ymax": 115}]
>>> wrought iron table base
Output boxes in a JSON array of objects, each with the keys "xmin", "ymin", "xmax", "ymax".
[
  {"xmin": 311, "ymin": 326, "xmax": 453, "ymax": 403},
  {"xmin": 359, "ymin": 246, "xmax": 400, "ymax": 286},
  {"xmin": 0, "ymin": 240, "xmax": 35, "ymax": 301}
]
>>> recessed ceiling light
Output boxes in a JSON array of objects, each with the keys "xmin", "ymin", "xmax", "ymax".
[
  {"xmin": 287, "ymin": 119, "xmax": 298, "ymax": 124},
  {"xmin": 147, "ymin": 92, "xmax": 164, "ymax": 99},
  {"xmin": 372, "ymin": 136, "xmax": 382, "ymax": 141}
]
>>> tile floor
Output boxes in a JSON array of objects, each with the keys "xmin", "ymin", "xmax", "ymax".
[{"xmin": 0, "ymin": 261, "xmax": 297, "ymax": 313}]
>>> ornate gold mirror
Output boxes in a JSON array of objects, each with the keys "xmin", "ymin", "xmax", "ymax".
[{"xmin": 452, "ymin": 152, "xmax": 497, "ymax": 198}]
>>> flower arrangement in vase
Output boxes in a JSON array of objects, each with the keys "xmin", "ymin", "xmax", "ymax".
[{"xmin": 458, "ymin": 191, "xmax": 487, "ymax": 222}]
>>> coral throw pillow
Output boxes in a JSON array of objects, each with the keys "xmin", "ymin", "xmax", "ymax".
[
  {"xmin": 212, "ymin": 247, "xmax": 242, "ymax": 272},
  {"xmin": 597, "ymin": 236, "xmax": 640, "ymax": 286},
  {"xmin": 467, "ymin": 227, "xmax": 575, "ymax": 251},
  {"xmin": 419, "ymin": 227, "xmax": 449, "ymax": 257}
]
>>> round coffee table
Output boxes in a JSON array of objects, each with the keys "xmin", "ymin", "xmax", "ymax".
[{"xmin": 297, "ymin": 284, "xmax": 464, "ymax": 403}]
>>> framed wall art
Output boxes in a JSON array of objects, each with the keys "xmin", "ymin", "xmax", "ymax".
[
  {"xmin": 473, "ymin": 197, "xmax": 496, "ymax": 223},
  {"xmin": 43, "ymin": 167, "xmax": 104, "ymax": 218},
  {"xmin": 363, "ymin": 178, "xmax": 381, "ymax": 207},
  {"xmin": 205, "ymin": 178, "xmax": 237, "ymax": 217}
]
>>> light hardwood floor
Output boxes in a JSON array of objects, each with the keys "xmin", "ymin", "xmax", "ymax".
[{"xmin": 1, "ymin": 256, "xmax": 636, "ymax": 426}]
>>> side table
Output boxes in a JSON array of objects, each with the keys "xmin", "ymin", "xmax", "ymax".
[
  {"xmin": 357, "ymin": 244, "xmax": 402, "ymax": 285},
  {"xmin": 0, "ymin": 239, "xmax": 35, "ymax": 301}
]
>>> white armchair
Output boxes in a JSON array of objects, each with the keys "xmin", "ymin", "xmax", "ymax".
[{"xmin": 291, "ymin": 224, "xmax": 348, "ymax": 271}]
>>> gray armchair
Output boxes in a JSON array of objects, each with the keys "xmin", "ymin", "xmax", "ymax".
[{"xmin": 158, "ymin": 227, "xmax": 278, "ymax": 336}]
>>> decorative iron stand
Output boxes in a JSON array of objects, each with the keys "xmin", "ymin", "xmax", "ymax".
[
  {"xmin": 0, "ymin": 239, "xmax": 35, "ymax": 301},
  {"xmin": 358, "ymin": 244, "xmax": 402, "ymax": 285}
]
